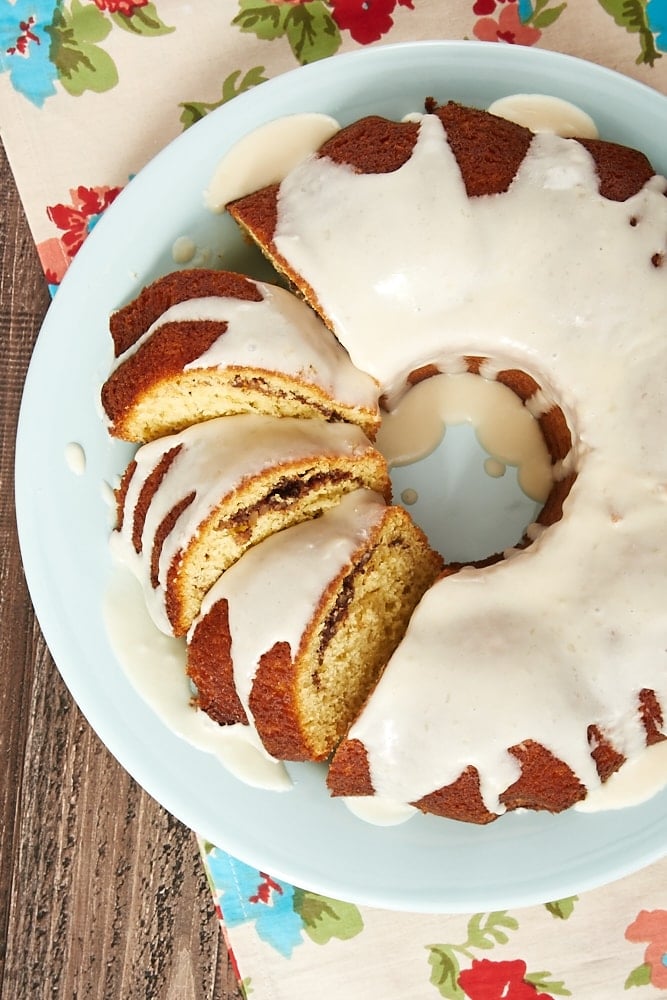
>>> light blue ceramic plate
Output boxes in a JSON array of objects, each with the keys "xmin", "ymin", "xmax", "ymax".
[{"xmin": 15, "ymin": 41, "xmax": 667, "ymax": 913}]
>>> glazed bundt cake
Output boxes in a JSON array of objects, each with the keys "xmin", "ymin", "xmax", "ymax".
[
  {"xmin": 186, "ymin": 489, "xmax": 442, "ymax": 762},
  {"xmin": 111, "ymin": 413, "xmax": 390, "ymax": 637},
  {"xmin": 103, "ymin": 98, "xmax": 667, "ymax": 824},
  {"xmin": 224, "ymin": 100, "xmax": 667, "ymax": 822},
  {"xmin": 101, "ymin": 268, "xmax": 380, "ymax": 443}
]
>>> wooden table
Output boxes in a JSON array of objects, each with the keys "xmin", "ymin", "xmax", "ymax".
[{"xmin": 0, "ymin": 143, "xmax": 243, "ymax": 999}]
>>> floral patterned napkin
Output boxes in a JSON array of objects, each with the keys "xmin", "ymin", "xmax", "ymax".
[{"xmin": 3, "ymin": 2, "xmax": 667, "ymax": 998}]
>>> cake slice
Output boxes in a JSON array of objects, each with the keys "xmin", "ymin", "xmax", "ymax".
[
  {"xmin": 101, "ymin": 268, "xmax": 380, "ymax": 443},
  {"xmin": 111, "ymin": 413, "xmax": 390, "ymax": 637},
  {"xmin": 186, "ymin": 489, "xmax": 443, "ymax": 761}
]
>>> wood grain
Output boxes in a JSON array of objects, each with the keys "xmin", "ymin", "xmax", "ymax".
[{"xmin": 0, "ymin": 141, "xmax": 243, "ymax": 1000}]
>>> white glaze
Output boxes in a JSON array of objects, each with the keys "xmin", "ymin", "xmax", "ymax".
[
  {"xmin": 484, "ymin": 458, "xmax": 506, "ymax": 479},
  {"xmin": 274, "ymin": 117, "xmax": 667, "ymax": 412},
  {"xmin": 101, "ymin": 479, "xmax": 116, "ymax": 509},
  {"xmin": 205, "ymin": 112, "xmax": 341, "ymax": 211},
  {"xmin": 342, "ymin": 795, "xmax": 418, "ymax": 826},
  {"xmin": 574, "ymin": 740, "xmax": 667, "ymax": 812},
  {"xmin": 377, "ymin": 372, "xmax": 552, "ymax": 503},
  {"xmin": 103, "ymin": 562, "xmax": 667, "ymax": 811},
  {"xmin": 189, "ymin": 489, "xmax": 387, "ymax": 735},
  {"xmin": 110, "ymin": 279, "xmax": 379, "ymax": 417},
  {"xmin": 65, "ymin": 441, "xmax": 86, "ymax": 475},
  {"xmin": 103, "ymin": 567, "xmax": 291, "ymax": 790},
  {"xmin": 345, "ymin": 488, "xmax": 667, "ymax": 812},
  {"xmin": 269, "ymin": 112, "xmax": 667, "ymax": 813},
  {"xmin": 171, "ymin": 235, "xmax": 197, "ymax": 264},
  {"xmin": 111, "ymin": 414, "xmax": 377, "ymax": 635},
  {"xmin": 487, "ymin": 93, "xmax": 599, "ymax": 138}
]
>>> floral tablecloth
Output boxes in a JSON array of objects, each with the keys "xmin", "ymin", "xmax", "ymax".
[{"xmin": 3, "ymin": 2, "xmax": 667, "ymax": 998}]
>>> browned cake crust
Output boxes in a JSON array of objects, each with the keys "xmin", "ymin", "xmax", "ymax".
[
  {"xmin": 103, "ymin": 319, "xmax": 227, "ymax": 431},
  {"xmin": 187, "ymin": 504, "xmax": 442, "ymax": 762},
  {"xmin": 109, "ymin": 269, "xmax": 261, "ymax": 357},
  {"xmin": 185, "ymin": 597, "xmax": 247, "ymax": 726},
  {"xmin": 228, "ymin": 102, "xmax": 656, "ymax": 330},
  {"xmin": 327, "ymin": 693, "xmax": 666, "ymax": 824}
]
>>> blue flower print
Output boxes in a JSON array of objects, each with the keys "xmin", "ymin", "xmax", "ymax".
[
  {"xmin": 517, "ymin": 0, "xmax": 535, "ymax": 21},
  {"xmin": 0, "ymin": 1, "xmax": 59, "ymax": 107},
  {"xmin": 207, "ymin": 850, "xmax": 305, "ymax": 958},
  {"xmin": 647, "ymin": 0, "xmax": 667, "ymax": 50}
]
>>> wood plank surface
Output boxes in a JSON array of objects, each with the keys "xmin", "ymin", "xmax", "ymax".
[{"xmin": 0, "ymin": 140, "xmax": 243, "ymax": 1000}]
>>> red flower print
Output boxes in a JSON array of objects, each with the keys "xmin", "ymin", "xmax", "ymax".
[
  {"xmin": 93, "ymin": 0, "xmax": 149, "ymax": 14},
  {"xmin": 37, "ymin": 236, "xmax": 70, "ymax": 286},
  {"xmin": 473, "ymin": 0, "xmax": 513, "ymax": 12},
  {"xmin": 459, "ymin": 959, "xmax": 553, "ymax": 1000},
  {"xmin": 248, "ymin": 872, "xmax": 284, "ymax": 905},
  {"xmin": 473, "ymin": 1, "xmax": 541, "ymax": 44},
  {"xmin": 220, "ymin": 924, "xmax": 243, "ymax": 984},
  {"xmin": 626, "ymin": 910, "xmax": 667, "ymax": 989},
  {"xmin": 47, "ymin": 184, "xmax": 123, "ymax": 261},
  {"xmin": 6, "ymin": 16, "xmax": 40, "ymax": 57},
  {"xmin": 330, "ymin": 0, "xmax": 414, "ymax": 45}
]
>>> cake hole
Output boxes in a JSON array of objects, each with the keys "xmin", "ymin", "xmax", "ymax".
[
  {"xmin": 651, "ymin": 252, "xmax": 664, "ymax": 268},
  {"xmin": 377, "ymin": 362, "xmax": 575, "ymax": 565}
]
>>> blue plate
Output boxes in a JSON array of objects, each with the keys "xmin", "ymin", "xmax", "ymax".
[{"xmin": 15, "ymin": 40, "xmax": 667, "ymax": 912}]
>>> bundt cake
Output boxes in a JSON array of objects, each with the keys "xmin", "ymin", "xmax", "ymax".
[
  {"xmin": 101, "ymin": 268, "xmax": 380, "ymax": 443},
  {"xmin": 111, "ymin": 413, "xmax": 390, "ymax": 637},
  {"xmin": 186, "ymin": 489, "xmax": 443, "ymax": 762},
  {"xmin": 103, "ymin": 98, "xmax": 667, "ymax": 824},
  {"xmin": 222, "ymin": 100, "xmax": 667, "ymax": 822}
]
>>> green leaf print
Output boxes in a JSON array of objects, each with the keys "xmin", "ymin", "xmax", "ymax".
[
  {"xmin": 48, "ymin": 1, "xmax": 119, "ymax": 96},
  {"xmin": 597, "ymin": 0, "xmax": 644, "ymax": 29},
  {"xmin": 596, "ymin": 0, "xmax": 661, "ymax": 65},
  {"xmin": 427, "ymin": 945, "xmax": 463, "ymax": 1000},
  {"xmin": 110, "ymin": 3, "xmax": 175, "ymax": 36},
  {"xmin": 545, "ymin": 895, "xmax": 579, "ymax": 919},
  {"xmin": 525, "ymin": 970, "xmax": 572, "ymax": 995},
  {"xmin": 532, "ymin": 3, "xmax": 567, "ymax": 29},
  {"xmin": 520, "ymin": 0, "xmax": 567, "ymax": 28},
  {"xmin": 233, "ymin": 0, "xmax": 286, "ymax": 41},
  {"xmin": 625, "ymin": 961, "xmax": 653, "ymax": 988},
  {"xmin": 283, "ymin": 3, "xmax": 341, "ymax": 63},
  {"xmin": 179, "ymin": 66, "xmax": 270, "ymax": 129},
  {"xmin": 466, "ymin": 911, "xmax": 519, "ymax": 949},
  {"xmin": 233, "ymin": 0, "xmax": 341, "ymax": 65},
  {"xmin": 292, "ymin": 889, "xmax": 364, "ymax": 944},
  {"xmin": 63, "ymin": 0, "xmax": 112, "ymax": 43}
]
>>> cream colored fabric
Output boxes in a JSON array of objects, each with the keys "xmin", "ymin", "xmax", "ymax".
[{"xmin": 3, "ymin": 2, "xmax": 667, "ymax": 997}]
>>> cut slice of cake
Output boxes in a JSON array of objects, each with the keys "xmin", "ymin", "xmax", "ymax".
[
  {"xmin": 111, "ymin": 413, "xmax": 390, "ymax": 637},
  {"xmin": 186, "ymin": 489, "xmax": 443, "ymax": 761},
  {"xmin": 101, "ymin": 268, "xmax": 380, "ymax": 443}
]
